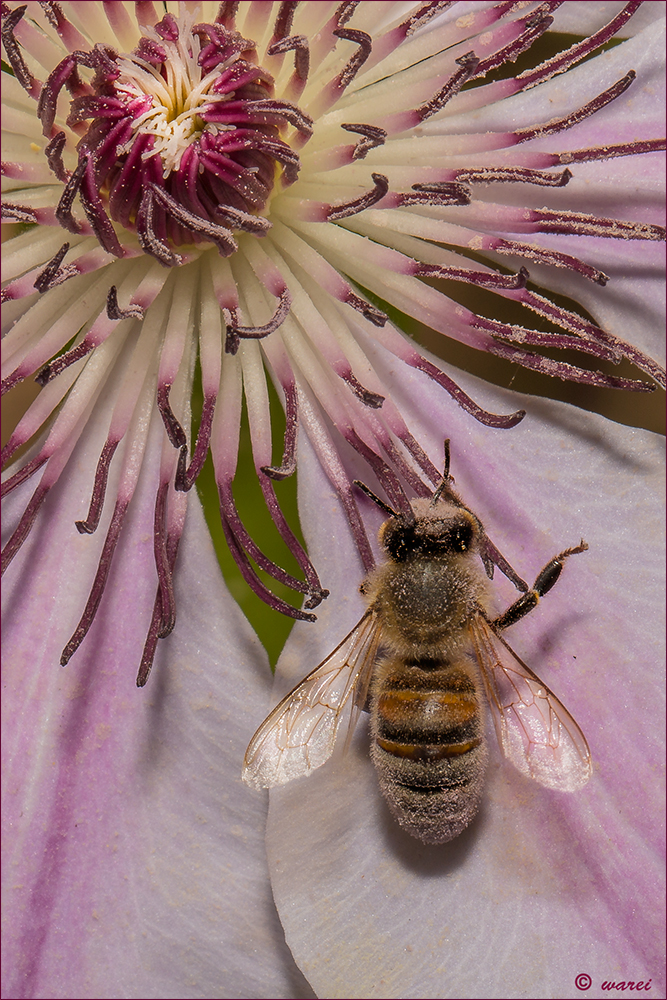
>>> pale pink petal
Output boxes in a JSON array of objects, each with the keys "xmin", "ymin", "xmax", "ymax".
[{"xmin": 2, "ymin": 405, "xmax": 313, "ymax": 999}]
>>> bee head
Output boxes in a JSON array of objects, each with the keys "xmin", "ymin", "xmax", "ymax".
[{"xmin": 379, "ymin": 502, "xmax": 479, "ymax": 563}]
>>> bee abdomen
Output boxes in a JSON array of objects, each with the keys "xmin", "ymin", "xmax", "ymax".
[
  {"xmin": 376, "ymin": 737, "xmax": 482, "ymax": 761},
  {"xmin": 370, "ymin": 660, "xmax": 488, "ymax": 843}
]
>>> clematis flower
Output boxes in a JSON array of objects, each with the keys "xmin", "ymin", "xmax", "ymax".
[{"xmin": 2, "ymin": 2, "xmax": 665, "ymax": 998}]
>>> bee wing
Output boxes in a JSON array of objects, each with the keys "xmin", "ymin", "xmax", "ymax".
[
  {"xmin": 242, "ymin": 610, "xmax": 382, "ymax": 789},
  {"xmin": 469, "ymin": 614, "xmax": 591, "ymax": 791}
]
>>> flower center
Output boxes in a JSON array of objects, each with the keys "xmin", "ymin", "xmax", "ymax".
[{"xmin": 43, "ymin": 11, "xmax": 312, "ymax": 264}]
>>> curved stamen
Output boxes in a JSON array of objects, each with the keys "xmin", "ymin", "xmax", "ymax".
[
  {"xmin": 417, "ymin": 51, "xmax": 479, "ymax": 122},
  {"xmin": 261, "ymin": 380, "xmax": 298, "ymax": 480},
  {"xmin": 1, "ymin": 4, "xmax": 35, "ymax": 94},
  {"xmin": 268, "ymin": 33, "xmax": 310, "ymax": 84},
  {"xmin": 106, "ymin": 285, "xmax": 146, "ymax": 320},
  {"xmin": 224, "ymin": 289, "xmax": 292, "ymax": 354},
  {"xmin": 409, "ymin": 356, "xmax": 526, "ymax": 429},
  {"xmin": 44, "ymin": 131, "xmax": 70, "ymax": 182},
  {"xmin": 516, "ymin": 71, "xmax": 637, "ymax": 143},
  {"xmin": 136, "ymin": 520, "xmax": 181, "ymax": 687},
  {"xmin": 33, "ymin": 243, "xmax": 75, "ymax": 293},
  {"xmin": 333, "ymin": 27, "xmax": 372, "ymax": 90},
  {"xmin": 55, "ymin": 156, "xmax": 87, "ymax": 234},
  {"xmin": 220, "ymin": 508, "xmax": 318, "ymax": 621},
  {"xmin": 60, "ymin": 497, "xmax": 130, "ymax": 665},
  {"xmin": 75, "ymin": 438, "xmax": 120, "ymax": 534},
  {"xmin": 218, "ymin": 478, "xmax": 324, "ymax": 602},
  {"xmin": 341, "ymin": 123, "xmax": 387, "ymax": 161},
  {"xmin": 416, "ymin": 263, "xmax": 529, "ymax": 290},
  {"xmin": 328, "ymin": 173, "xmax": 389, "ymax": 221}
]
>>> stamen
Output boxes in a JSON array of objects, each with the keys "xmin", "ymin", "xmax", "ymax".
[
  {"xmin": 156, "ymin": 384, "xmax": 187, "ymax": 449},
  {"xmin": 340, "ymin": 123, "xmax": 387, "ymax": 160},
  {"xmin": 516, "ymin": 72, "xmax": 637, "ymax": 143},
  {"xmin": 149, "ymin": 183, "xmax": 256, "ymax": 255},
  {"xmin": 220, "ymin": 512, "xmax": 318, "ymax": 622},
  {"xmin": 153, "ymin": 482, "xmax": 176, "ymax": 638},
  {"xmin": 558, "ymin": 139, "xmax": 666, "ymax": 165},
  {"xmin": 261, "ymin": 381, "xmax": 298, "ymax": 480},
  {"xmin": 454, "ymin": 166, "xmax": 572, "ymax": 188},
  {"xmin": 473, "ymin": 10, "xmax": 553, "ymax": 79},
  {"xmin": 1, "ymin": 482, "xmax": 49, "ymax": 575},
  {"xmin": 346, "ymin": 430, "xmax": 413, "ymax": 517},
  {"xmin": 404, "ymin": 182, "xmax": 470, "ymax": 207},
  {"xmin": 1, "ymin": 202, "xmax": 38, "ymax": 224},
  {"xmin": 55, "ymin": 156, "xmax": 87, "ymax": 234},
  {"xmin": 383, "ymin": 438, "xmax": 433, "ymax": 499},
  {"xmin": 224, "ymin": 289, "xmax": 292, "ymax": 354},
  {"xmin": 268, "ymin": 33, "xmax": 310, "ymax": 84},
  {"xmin": 409, "ymin": 356, "xmax": 526, "ymax": 429},
  {"xmin": 217, "ymin": 481, "xmax": 317, "ymax": 598},
  {"xmin": 530, "ymin": 209, "xmax": 665, "ymax": 242},
  {"xmin": 335, "ymin": 3, "xmax": 360, "ymax": 28},
  {"xmin": 480, "ymin": 535, "xmax": 529, "ymax": 593},
  {"xmin": 105, "ymin": 285, "xmax": 146, "ymax": 320},
  {"xmin": 492, "ymin": 239, "xmax": 609, "ymax": 285},
  {"xmin": 0, "ymin": 454, "xmax": 48, "ymax": 498},
  {"xmin": 487, "ymin": 328, "xmax": 619, "ymax": 362},
  {"xmin": 271, "ymin": 1, "xmax": 299, "ymax": 42},
  {"xmin": 215, "ymin": 3, "xmax": 240, "ymax": 29},
  {"xmin": 75, "ymin": 438, "xmax": 120, "ymax": 534},
  {"xmin": 394, "ymin": 430, "xmax": 440, "ymax": 487},
  {"xmin": 486, "ymin": 335, "xmax": 656, "ymax": 392},
  {"xmin": 136, "ymin": 189, "xmax": 183, "ymax": 268},
  {"xmin": 341, "ymin": 371, "xmax": 385, "ymax": 408},
  {"xmin": 517, "ymin": 1, "xmax": 644, "ymax": 90},
  {"xmin": 136, "ymin": 526, "xmax": 180, "ymax": 687},
  {"xmin": 1, "ymin": 4, "xmax": 35, "ymax": 94},
  {"xmin": 44, "ymin": 131, "xmax": 70, "ymax": 182},
  {"xmin": 259, "ymin": 477, "xmax": 329, "ymax": 608},
  {"xmin": 35, "ymin": 341, "xmax": 93, "ymax": 386},
  {"xmin": 247, "ymin": 98, "xmax": 314, "ymax": 137},
  {"xmin": 175, "ymin": 391, "xmax": 216, "ymax": 491},
  {"xmin": 416, "ymin": 262, "xmax": 529, "ymax": 290},
  {"xmin": 60, "ymin": 497, "xmax": 130, "ymax": 665},
  {"xmin": 400, "ymin": 2, "xmax": 454, "ymax": 36},
  {"xmin": 346, "ymin": 293, "xmax": 387, "ymax": 327},
  {"xmin": 333, "ymin": 27, "xmax": 372, "ymax": 90},
  {"xmin": 33, "ymin": 243, "xmax": 74, "ymax": 293},
  {"xmin": 327, "ymin": 173, "xmax": 388, "ymax": 221},
  {"xmin": 417, "ymin": 52, "xmax": 479, "ymax": 122},
  {"xmin": 78, "ymin": 159, "xmax": 125, "ymax": 257}
]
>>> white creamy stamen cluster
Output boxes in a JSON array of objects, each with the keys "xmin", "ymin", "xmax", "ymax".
[{"xmin": 115, "ymin": 16, "xmax": 231, "ymax": 176}]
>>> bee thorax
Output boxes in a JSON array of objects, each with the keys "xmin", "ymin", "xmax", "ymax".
[{"xmin": 367, "ymin": 558, "xmax": 485, "ymax": 656}]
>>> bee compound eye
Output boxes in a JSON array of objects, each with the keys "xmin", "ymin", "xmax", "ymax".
[
  {"xmin": 451, "ymin": 521, "xmax": 473, "ymax": 552},
  {"xmin": 382, "ymin": 519, "xmax": 415, "ymax": 562}
]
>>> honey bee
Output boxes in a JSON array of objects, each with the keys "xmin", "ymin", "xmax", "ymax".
[{"xmin": 243, "ymin": 443, "xmax": 592, "ymax": 843}]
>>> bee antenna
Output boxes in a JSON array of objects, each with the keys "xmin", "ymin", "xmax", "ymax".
[
  {"xmin": 353, "ymin": 481, "xmax": 401, "ymax": 518},
  {"xmin": 430, "ymin": 439, "xmax": 453, "ymax": 507}
]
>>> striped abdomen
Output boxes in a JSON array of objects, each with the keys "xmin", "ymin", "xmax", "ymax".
[{"xmin": 370, "ymin": 656, "xmax": 488, "ymax": 843}]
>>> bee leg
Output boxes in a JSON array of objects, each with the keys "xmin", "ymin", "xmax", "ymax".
[{"xmin": 491, "ymin": 540, "xmax": 588, "ymax": 632}]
